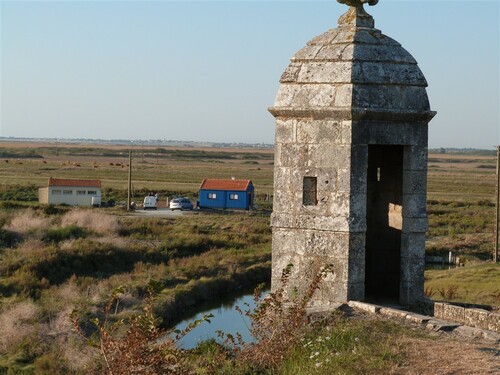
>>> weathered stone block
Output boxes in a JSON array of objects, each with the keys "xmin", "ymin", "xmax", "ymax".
[
  {"xmin": 337, "ymin": 168, "xmax": 351, "ymax": 193},
  {"xmin": 271, "ymin": 254, "xmax": 302, "ymax": 286},
  {"xmin": 354, "ymin": 122, "xmax": 426, "ymax": 146},
  {"xmin": 348, "ymin": 300, "xmax": 380, "ymax": 314},
  {"xmin": 351, "ymin": 29, "xmax": 384, "ymax": 45},
  {"xmin": 349, "ymin": 193, "xmax": 366, "ymax": 218},
  {"xmin": 296, "ymin": 119, "xmax": 342, "ymax": 144},
  {"xmin": 400, "ymin": 281, "xmax": 424, "ymax": 306},
  {"xmin": 270, "ymin": 213, "xmax": 293, "ymax": 229},
  {"xmin": 348, "ymin": 232, "xmax": 366, "ymax": 260},
  {"xmin": 283, "ymin": 144, "xmax": 313, "ymax": 168},
  {"xmin": 346, "ymin": 282, "xmax": 364, "ymax": 301},
  {"xmin": 406, "ymin": 313, "xmax": 431, "ymax": 324},
  {"xmin": 426, "ymin": 319, "xmax": 460, "ymax": 332},
  {"xmin": 331, "ymin": 192, "xmax": 350, "ymax": 217},
  {"xmin": 401, "ymin": 233, "xmax": 426, "ymax": 259},
  {"xmin": 488, "ymin": 312, "xmax": 500, "ymax": 333},
  {"xmin": 350, "ymin": 146, "xmax": 368, "ymax": 194},
  {"xmin": 274, "ymin": 167, "xmax": 291, "ymax": 191},
  {"xmin": 334, "ymin": 84, "xmax": 353, "ymax": 107},
  {"xmin": 275, "ymin": 119, "xmax": 295, "ymax": 144},
  {"xmin": 317, "ymin": 169, "xmax": 338, "ymax": 193},
  {"xmin": 403, "ymin": 194, "xmax": 427, "ymax": 218},
  {"xmin": 400, "ymin": 257, "xmax": 425, "ymax": 283},
  {"xmin": 403, "ymin": 170, "xmax": 427, "ymax": 195},
  {"xmin": 442, "ymin": 304, "xmax": 466, "ymax": 325},
  {"xmin": 307, "ymin": 29, "xmax": 338, "ymax": 46},
  {"xmin": 352, "ymin": 62, "xmax": 427, "ymax": 86},
  {"xmin": 348, "ymin": 255, "xmax": 365, "ymax": 284},
  {"xmin": 341, "ymin": 120, "xmax": 352, "ymax": 144},
  {"xmin": 316, "ymin": 43, "xmax": 355, "ymax": 61},
  {"xmin": 273, "ymin": 189, "xmax": 294, "ymax": 213},
  {"xmin": 347, "ymin": 215, "xmax": 366, "ymax": 232},
  {"xmin": 464, "ymin": 308, "xmax": 491, "ymax": 331},
  {"xmin": 304, "ymin": 230, "xmax": 350, "ymax": 258},
  {"xmin": 272, "ymin": 229, "xmax": 305, "ymax": 257},
  {"xmin": 402, "ymin": 217, "xmax": 428, "ymax": 232},
  {"xmin": 297, "ymin": 62, "xmax": 352, "ymax": 84},
  {"xmin": 292, "ymin": 45, "xmax": 323, "ymax": 61},
  {"xmin": 380, "ymin": 307, "xmax": 408, "ymax": 320},
  {"xmin": 403, "ymin": 145, "xmax": 428, "ymax": 170},
  {"xmin": 293, "ymin": 214, "xmax": 350, "ymax": 232},
  {"xmin": 315, "ymin": 144, "xmax": 351, "ymax": 169},
  {"xmin": 319, "ymin": 281, "xmax": 349, "ymax": 303},
  {"xmin": 352, "ymin": 44, "xmax": 417, "ymax": 64},
  {"xmin": 280, "ymin": 63, "xmax": 302, "ymax": 83},
  {"xmin": 433, "ymin": 302, "xmax": 446, "ymax": 318}
]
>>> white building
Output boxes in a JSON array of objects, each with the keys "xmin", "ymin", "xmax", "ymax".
[{"xmin": 39, "ymin": 178, "xmax": 102, "ymax": 206}]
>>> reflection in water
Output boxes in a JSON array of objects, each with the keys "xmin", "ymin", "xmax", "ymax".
[{"xmin": 174, "ymin": 290, "xmax": 269, "ymax": 349}]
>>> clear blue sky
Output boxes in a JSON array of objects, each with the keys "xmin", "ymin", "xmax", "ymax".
[{"xmin": 1, "ymin": 0, "xmax": 498, "ymax": 148}]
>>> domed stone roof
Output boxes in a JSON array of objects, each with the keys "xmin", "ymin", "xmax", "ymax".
[{"xmin": 270, "ymin": 4, "xmax": 434, "ymax": 121}]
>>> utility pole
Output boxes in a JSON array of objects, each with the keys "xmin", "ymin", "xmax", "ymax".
[
  {"xmin": 127, "ymin": 151, "xmax": 132, "ymax": 211},
  {"xmin": 495, "ymin": 145, "xmax": 499, "ymax": 263}
]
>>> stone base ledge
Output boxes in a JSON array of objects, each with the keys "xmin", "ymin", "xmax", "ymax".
[
  {"xmin": 419, "ymin": 300, "xmax": 500, "ymax": 333},
  {"xmin": 345, "ymin": 300, "xmax": 500, "ymax": 344}
]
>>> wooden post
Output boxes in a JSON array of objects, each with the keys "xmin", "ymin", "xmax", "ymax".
[
  {"xmin": 127, "ymin": 151, "xmax": 132, "ymax": 211},
  {"xmin": 495, "ymin": 145, "xmax": 499, "ymax": 263}
]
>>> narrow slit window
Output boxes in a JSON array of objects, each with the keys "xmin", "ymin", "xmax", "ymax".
[
  {"xmin": 377, "ymin": 167, "xmax": 381, "ymax": 182},
  {"xmin": 303, "ymin": 176, "xmax": 318, "ymax": 206}
]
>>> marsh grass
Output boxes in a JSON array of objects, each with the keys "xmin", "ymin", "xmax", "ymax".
[
  {"xmin": 61, "ymin": 210, "xmax": 120, "ymax": 235},
  {"xmin": 425, "ymin": 263, "xmax": 500, "ymax": 305},
  {"xmin": 5, "ymin": 209, "xmax": 52, "ymax": 235},
  {"xmin": 0, "ymin": 209, "xmax": 272, "ymax": 371}
]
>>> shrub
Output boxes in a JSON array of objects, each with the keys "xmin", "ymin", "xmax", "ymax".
[
  {"xmin": 61, "ymin": 210, "xmax": 120, "ymax": 235},
  {"xmin": 0, "ymin": 228, "xmax": 19, "ymax": 249},
  {"xmin": 74, "ymin": 285, "xmax": 213, "ymax": 375},
  {"xmin": 0, "ymin": 301, "xmax": 38, "ymax": 353},
  {"xmin": 6, "ymin": 209, "xmax": 51, "ymax": 235},
  {"xmin": 43, "ymin": 225, "xmax": 87, "ymax": 244},
  {"xmin": 41, "ymin": 204, "xmax": 69, "ymax": 216}
]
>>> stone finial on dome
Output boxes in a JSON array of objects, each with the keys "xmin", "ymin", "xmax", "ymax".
[
  {"xmin": 337, "ymin": 0, "xmax": 378, "ymax": 28},
  {"xmin": 337, "ymin": 0, "xmax": 378, "ymax": 7}
]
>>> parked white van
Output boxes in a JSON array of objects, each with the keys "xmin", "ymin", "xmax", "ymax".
[{"xmin": 143, "ymin": 195, "xmax": 157, "ymax": 210}]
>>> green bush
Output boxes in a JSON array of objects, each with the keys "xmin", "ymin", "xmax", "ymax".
[
  {"xmin": 0, "ymin": 229, "xmax": 18, "ymax": 249},
  {"xmin": 42, "ymin": 225, "xmax": 86, "ymax": 244},
  {"xmin": 0, "ymin": 185, "xmax": 38, "ymax": 202}
]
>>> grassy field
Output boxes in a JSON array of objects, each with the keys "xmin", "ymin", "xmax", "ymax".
[{"xmin": 0, "ymin": 142, "xmax": 275, "ymax": 200}]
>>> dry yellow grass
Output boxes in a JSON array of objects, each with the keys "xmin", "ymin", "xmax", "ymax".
[{"xmin": 60, "ymin": 210, "xmax": 120, "ymax": 235}]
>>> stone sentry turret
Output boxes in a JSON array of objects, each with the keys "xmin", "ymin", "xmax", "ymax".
[{"xmin": 269, "ymin": 0, "xmax": 435, "ymax": 307}]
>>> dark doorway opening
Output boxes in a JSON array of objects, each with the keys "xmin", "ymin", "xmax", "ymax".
[{"xmin": 365, "ymin": 145, "xmax": 403, "ymax": 302}]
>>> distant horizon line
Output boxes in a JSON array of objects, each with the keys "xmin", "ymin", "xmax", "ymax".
[{"xmin": 0, "ymin": 136, "xmax": 497, "ymax": 152}]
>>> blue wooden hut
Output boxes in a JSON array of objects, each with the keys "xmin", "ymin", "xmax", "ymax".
[{"xmin": 198, "ymin": 179, "xmax": 254, "ymax": 210}]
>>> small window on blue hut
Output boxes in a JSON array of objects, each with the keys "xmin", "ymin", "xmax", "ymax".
[
  {"xmin": 208, "ymin": 193, "xmax": 217, "ymax": 200},
  {"xmin": 303, "ymin": 176, "xmax": 318, "ymax": 206},
  {"xmin": 229, "ymin": 194, "xmax": 239, "ymax": 200}
]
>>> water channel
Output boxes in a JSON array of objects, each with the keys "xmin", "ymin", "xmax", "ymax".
[
  {"xmin": 173, "ymin": 288, "xmax": 269, "ymax": 349},
  {"xmin": 173, "ymin": 262, "xmax": 456, "ymax": 349}
]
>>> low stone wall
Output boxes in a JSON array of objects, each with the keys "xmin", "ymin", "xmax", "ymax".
[{"xmin": 432, "ymin": 302, "xmax": 499, "ymax": 333}]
